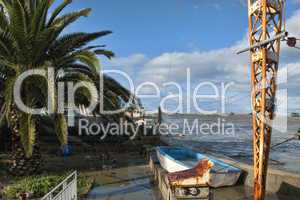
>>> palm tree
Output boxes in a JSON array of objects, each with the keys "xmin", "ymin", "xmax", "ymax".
[{"xmin": 0, "ymin": 0, "xmax": 116, "ymax": 176}]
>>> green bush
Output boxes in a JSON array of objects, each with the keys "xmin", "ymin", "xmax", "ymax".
[
  {"xmin": 77, "ymin": 175, "xmax": 94, "ymax": 198},
  {"xmin": 2, "ymin": 174, "xmax": 65, "ymax": 199},
  {"xmin": 2, "ymin": 173, "xmax": 92, "ymax": 199}
]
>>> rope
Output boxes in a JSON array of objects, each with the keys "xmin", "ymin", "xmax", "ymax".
[
  {"xmin": 271, "ymin": 132, "xmax": 300, "ymax": 149},
  {"xmin": 271, "ymin": 137, "xmax": 295, "ymax": 149}
]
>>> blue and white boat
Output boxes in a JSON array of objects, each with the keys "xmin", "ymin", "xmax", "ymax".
[{"xmin": 156, "ymin": 146, "xmax": 242, "ymax": 188}]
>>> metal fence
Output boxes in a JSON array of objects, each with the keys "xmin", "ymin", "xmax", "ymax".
[{"xmin": 41, "ymin": 171, "xmax": 77, "ymax": 200}]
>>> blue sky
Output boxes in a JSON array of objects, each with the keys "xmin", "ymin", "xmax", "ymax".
[
  {"xmin": 61, "ymin": 0, "xmax": 298, "ymax": 56},
  {"xmin": 54, "ymin": 0, "xmax": 300, "ymax": 114},
  {"xmin": 67, "ymin": 0, "xmax": 247, "ymax": 56}
]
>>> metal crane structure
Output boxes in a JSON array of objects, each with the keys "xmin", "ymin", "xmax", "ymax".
[
  {"xmin": 235, "ymin": 0, "xmax": 294, "ymax": 199},
  {"xmin": 246, "ymin": 0, "xmax": 284, "ymax": 200}
]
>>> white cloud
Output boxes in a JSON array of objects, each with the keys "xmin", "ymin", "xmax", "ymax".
[
  {"xmin": 109, "ymin": 54, "xmax": 147, "ymax": 68},
  {"xmin": 107, "ymin": 9, "xmax": 300, "ymax": 113},
  {"xmin": 104, "ymin": 54, "xmax": 148, "ymax": 76},
  {"xmin": 138, "ymin": 8, "xmax": 300, "ymax": 87}
]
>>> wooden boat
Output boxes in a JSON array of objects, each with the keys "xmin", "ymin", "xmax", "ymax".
[
  {"xmin": 167, "ymin": 159, "xmax": 213, "ymax": 187},
  {"xmin": 156, "ymin": 146, "xmax": 242, "ymax": 188}
]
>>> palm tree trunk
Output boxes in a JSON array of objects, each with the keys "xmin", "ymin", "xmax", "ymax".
[{"xmin": 9, "ymin": 106, "xmax": 42, "ymax": 176}]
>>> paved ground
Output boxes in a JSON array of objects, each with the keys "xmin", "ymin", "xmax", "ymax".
[
  {"xmin": 86, "ymin": 165, "xmax": 161, "ymax": 200},
  {"xmin": 86, "ymin": 164, "xmax": 295, "ymax": 200}
]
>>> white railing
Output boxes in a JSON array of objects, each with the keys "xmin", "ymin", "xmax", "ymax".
[{"xmin": 41, "ymin": 171, "xmax": 77, "ymax": 200}]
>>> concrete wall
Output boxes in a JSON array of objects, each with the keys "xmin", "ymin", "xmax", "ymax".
[{"xmin": 220, "ymin": 158, "xmax": 300, "ymax": 197}]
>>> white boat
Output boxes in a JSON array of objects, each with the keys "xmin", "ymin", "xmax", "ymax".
[{"xmin": 156, "ymin": 146, "xmax": 242, "ymax": 188}]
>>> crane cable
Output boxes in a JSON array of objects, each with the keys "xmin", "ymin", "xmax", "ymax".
[{"xmin": 271, "ymin": 131, "xmax": 300, "ymax": 149}]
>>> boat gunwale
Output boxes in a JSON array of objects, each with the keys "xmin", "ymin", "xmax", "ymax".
[{"xmin": 157, "ymin": 146, "xmax": 242, "ymax": 174}]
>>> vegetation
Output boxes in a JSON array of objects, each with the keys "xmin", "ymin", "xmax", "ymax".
[
  {"xmin": 0, "ymin": 1, "xmax": 144, "ymax": 199},
  {"xmin": 1, "ymin": 172, "xmax": 93, "ymax": 199},
  {"xmin": 0, "ymin": 0, "xmax": 138, "ymax": 176}
]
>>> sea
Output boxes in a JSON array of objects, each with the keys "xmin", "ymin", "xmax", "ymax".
[{"xmin": 159, "ymin": 113, "xmax": 300, "ymax": 173}]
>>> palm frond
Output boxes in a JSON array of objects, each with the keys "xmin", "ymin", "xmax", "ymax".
[
  {"xmin": 74, "ymin": 51, "xmax": 100, "ymax": 71},
  {"xmin": 51, "ymin": 8, "xmax": 91, "ymax": 35},
  {"xmin": 58, "ymin": 71, "xmax": 95, "ymax": 83},
  {"xmin": 27, "ymin": 0, "xmax": 37, "ymax": 14},
  {"xmin": 0, "ymin": 31, "xmax": 15, "ymax": 57},
  {"xmin": 104, "ymin": 75, "xmax": 132, "ymax": 101},
  {"xmin": 0, "ymin": 58, "xmax": 14, "ymax": 69},
  {"xmin": 8, "ymin": 0, "xmax": 28, "ymax": 50},
  {"xmin": 32, "ymin": 26, "xmax": 57, "ymax": 64},
  {"xmin": 94, "ymin": 49, "xmax": 115, "ymax": 59},
  {"xmin": 57, "ymin": 50, "xmax": 100, "ymax": 73},
  {"xmin": 59, "ymin": 63, "xmax": 96, "ymax": 79},
  {"xmin": 48, "ymin": 31, "xmax": 112, "ymax": 58},
  {"xmin": 0, "ymin": 0, "xmax": 12, "ymax": 11},
  {"xmin": 0, "ymin": 9, "xmax": 9, "ymax": 31},
  {"xmin": 47, "ymin": 0, "xmax": 72, "ymax": 27},
  {"xmin": 30, "ymin": 0, "xmax": 49, "ymax": 35}
]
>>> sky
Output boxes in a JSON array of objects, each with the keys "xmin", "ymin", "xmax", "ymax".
[{"xmin": 55, "ymin": 0, "xmax": 300, "ymax": 114}]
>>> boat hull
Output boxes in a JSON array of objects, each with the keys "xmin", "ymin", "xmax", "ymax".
[
  {"xmin": 156, "ymin": 146, "xmax": 242, "ymax": 188},
  {"xmin": 167, "ymin": 159, "xmax": 213, "ymax": 187}
]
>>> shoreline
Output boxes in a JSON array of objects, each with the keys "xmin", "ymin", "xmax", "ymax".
[
  {"xmin": 1, "ymin": 141, "xmax": 300, "ymax": 199},
  {"xmin": 149, "ymin": 148, "xmax": 300, "ymax": 200}
]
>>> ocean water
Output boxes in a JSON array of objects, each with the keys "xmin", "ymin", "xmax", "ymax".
[{"xmin": 160, "ymin": 114, "xmax": 300, "ymax": 173}]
